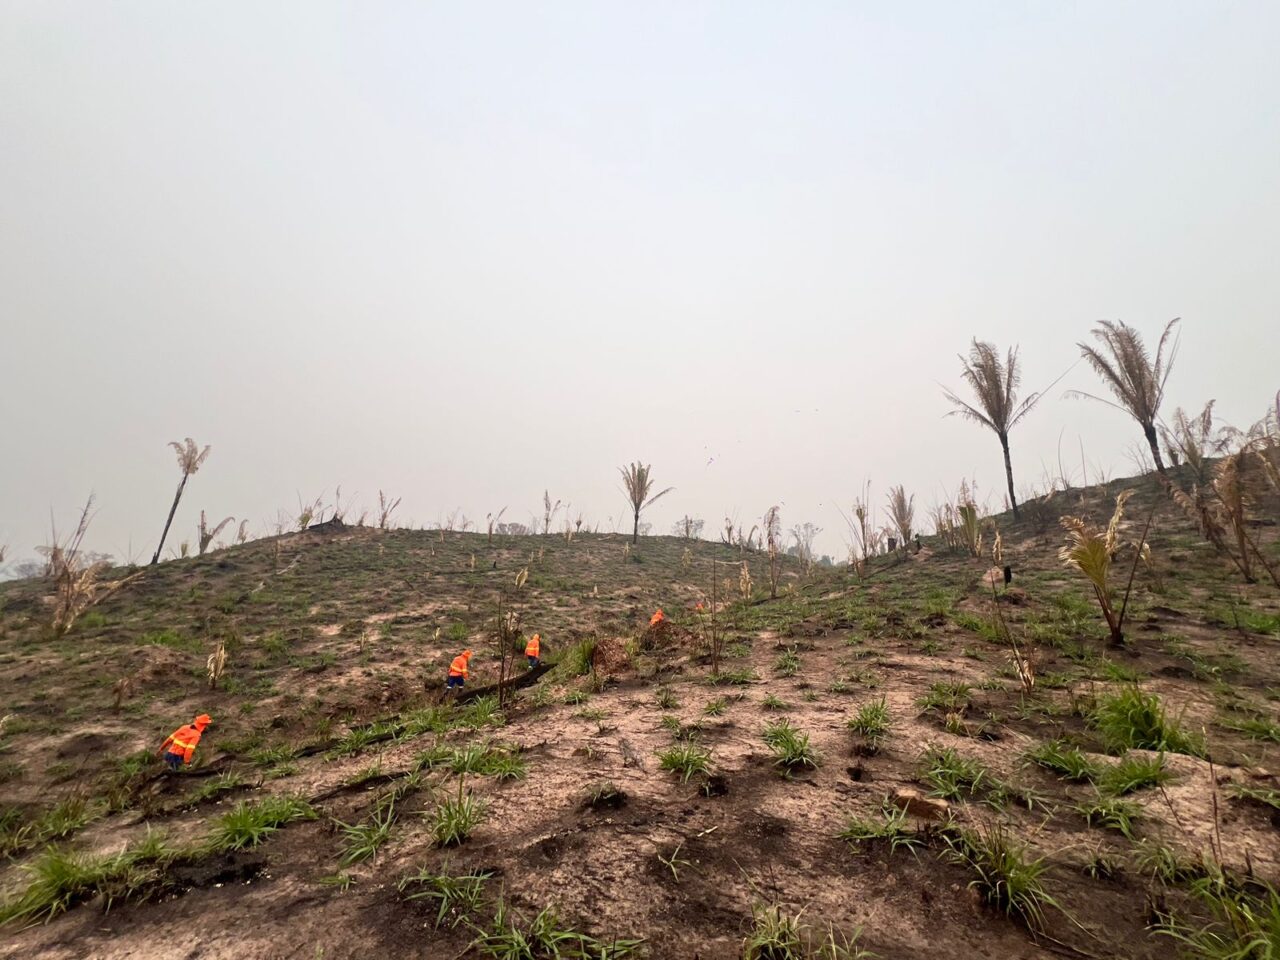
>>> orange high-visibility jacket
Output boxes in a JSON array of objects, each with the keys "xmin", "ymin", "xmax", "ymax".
[
  {"xmin": 448, "ymin": 654, "xmax": 470, "ymax": 678},
  {"xmin": 525, "ymin": 635, "xmax": 540, "ymax": 658},
  {"xmin": 161, "ymin": 724, "xmax": 204, "ymax": 764},
  {"xmin": 649, "ymin": 609, "xmax": 665, "ymax": 626}
]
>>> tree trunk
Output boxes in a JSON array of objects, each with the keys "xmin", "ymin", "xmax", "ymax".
[
  {"xmin": 151, "ymin": 473, "xmax": 188, "ymax": 565},
  {"xmin": 632, "ymin": 507, "xmax": 640, "ymax": 544},
  {"xmin": 1000, "ymin": 433, "xmax": 1020, "ymax": 520},
  {"xmin": 1143, "ymin": 424, "xmax": 1167, "ymax": 475}
]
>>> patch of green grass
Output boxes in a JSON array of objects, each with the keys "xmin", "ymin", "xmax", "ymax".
[
  {"xmin": 762, "ymin": 719, "xmax": 820, "ymax": 774},
  {"xmin": 942, "ymin": 825, "xmax": 1059, "ymax": 931},
  {"xmin": 1155, "ymin": 875, "xmax": 1280, "ymax": 960},
  {"xmin": 142, "ymin": 629, "xmax": 201, "ymax": 653},
  {"xmin": 847, "ymin": 697, "xmax": 891, "ymax": 746},
  {"xmin": 319, "ymin": 871, "xmax": 356, "ymax": 892},
  {"xmin": 1226, "ymin": 782, "xmax": 1280, "ymax": 812},
  {"xmin": 554, "ymin": 637, "xmax": 598, "ymax": 678},
  {"xmin": 1099, "ymin": 753, "xmax": 1172, "ymax": 795},
  {"xmin": 919, "ymin": 682, "xmax": 971, "ymax": 713},
  {"xmin": 430, "ymin": 791, "xmax": 487, "ymax": 847},
  {"xmin": 762, "ymin": 693, "xmax": 790, "ymax": 711},
  {"xmin": 837, "ymin": 801, "xmax": 919, "ymax": 854},
  {"xmin": 471, "ymin": 898, "xmax": 643, "ymax": 959},
  {"xmin": 708, "ymin": 668, "xmax": 758, "ymax": 686},
  {"xmin": 0, "ymin": 796, "xmax": 98, "ymax": 857},
  {"xmin": 399, "ymin": 864, "xmax": 491, "ymax": 928},
  {"xmin": 655, "ymin": 687, "xmax": 679, "ymax": 710},
  {"xmin": 0, "ymin": 831, "xmax": 177, "ymax": 925},
  {"xmin": 703, "ymin": 697, "xmax": 729, "ymax": 717},
  {"xmin": 657, "ymin": 743, "xmax": 713, "ymax": 784},
  {"xmin": 1218, "ymin": 712, "xmax": 1280, "ymax": 744},
  {"xmin": 336, "ymin": 801, "xmax": 397, "ymax": 865},
  {"xmin": 457, "ymin": 696, "xmax": 505, "ymax": 729},
  {"xmin": 184, "ymin": 772, "xmax": 245, "ymax": 806},
  {"xmin": 1025, "ymin": 740, "xmax": 1100, "ymax": 783},
  {"xmin": 1133, "ymin": 839, "xmax": 1210, "ymax": 885},
  {"xmin": 204, "ymin": 795, "xmax": 316, "ymax": 853},
  {"xmin": 919, "ymin": 746, "xmax": 987, "ymax": 801},
  {"xmin": 1093, "ymin": 657, "xmax": 1143, "ymax": 683},
  {"xmin": 1089, "ymin": 687, "xmax": 1205, "ymax": 758},
  {"xmin": 1077, "ymin": 791, "xmax": 1140, "ymax": 839},
  {"xmin": 742, "ymin": 904, "xmax": 805, "ymax": 960},
  {"xmin": 774, "ymin": 647, "xmax": 802, "ymax": 677}
]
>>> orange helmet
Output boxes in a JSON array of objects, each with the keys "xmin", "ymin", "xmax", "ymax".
[
  {"xmin": 194, "ymin": 714, "xmax": 212, "ymax": 729},
  {"xmin": 461, "ymin": 649, "xmax": 473, "ymax": 659}
]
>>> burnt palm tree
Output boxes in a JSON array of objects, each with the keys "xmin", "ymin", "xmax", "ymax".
[
  {"xmin": 151, "ymin": 438, "xmax": 211, "ymax": 564},
  {"xmin": 1071, "ymin": 319, "xmax": 1179, "ymax": 476},
  {"xmin": 619, "ymin": 461, "xmax": 674, "ymax": 545},
  {"xmin": 943, "ymin": 341, "xmax": 1044, "ymax": 519}
]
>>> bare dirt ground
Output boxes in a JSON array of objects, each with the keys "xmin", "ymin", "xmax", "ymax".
[{"xmin": 1, "ymin": 471, "xmax": 1278, "ymax": 959}]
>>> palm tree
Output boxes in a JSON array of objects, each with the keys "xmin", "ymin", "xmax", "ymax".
[
  {"xmin": 1071, "ymin": 319, "xmax": 1180, "ymax": 476},
  {"xmin": 619, "ymin": 462, "xmax": 674, "ymax": 545},
  {"xmin": 151, "ymin": 438, "xmax": 211, "ymax": 564},
  {"xmin": 943, "ymin": 341, "xmax": 1045, "ymax": 519}
]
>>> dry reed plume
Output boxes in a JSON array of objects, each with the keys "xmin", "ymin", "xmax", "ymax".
[
  {"xmin": 1071, "ymin": 319, "xmax": 1179, "ymax": 475},
  {"xmin": 1058, "ymin": 491, "xmax": 1151, "ymax": 646},
  {"xmin": 763, "ymin": 506, "xmax": 782, "ymax": 599},
  {"xmin": 151, "ymin": 438, "xmax": 210, "ymax": 565},
  {"xmin": 943, "ymin": 340, "xmax": 1048, "ymax": 519},
  {"xmin": 886, "ymin": 486, "xmax": 915, "ymax": 548},
  {"xmin": 619, "ymin": 462, "xmax": 674, "ymax": 545}
]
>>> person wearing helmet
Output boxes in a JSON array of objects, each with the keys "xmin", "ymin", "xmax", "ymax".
[
  {"xmin": 525, "ymin": 633, "xmax": 541, "ymax": 670},
  {"xmin": 158, "ymin": 714, "xmax": 212, "ymax": 771},
  {"xmin": 446, "ymin": 650, "xmax": 473, "ymax": 691}
]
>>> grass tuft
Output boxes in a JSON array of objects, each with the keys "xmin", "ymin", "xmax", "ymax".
[
  {"xmin": 943, "ymin": 825, "xmax": 1059, "ymax": 931},
  {"xmin": 657, "ymin": 743, "xmax": 713, "ymax": 783},
  {"xmin": 1089, "ymin": 687, "xmax": 1205, "ymax": 757},
  {"xmin": 204, "ymin": 795, "xmax": 315, "ymax": 853}
]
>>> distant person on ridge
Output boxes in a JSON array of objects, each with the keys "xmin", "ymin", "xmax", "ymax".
[
  {"xmin": 649, "ymin": 609, "xmax": 665, "ymax": 627},
  {"xmin": 525, "ymin": 633, "xmax": 541, "ymax": 670},
  {"xmin": 158, "ymin": 714, "xmax": 211, "ymax": 771},
  {"xmin": 446, "ymin": 650, "xmax": 472, "ymax": 691}
]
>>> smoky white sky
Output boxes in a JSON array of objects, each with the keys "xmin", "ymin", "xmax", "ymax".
[{"xmin": 2, "ymin": 2, "xmax": 1278, "ymax": 568}]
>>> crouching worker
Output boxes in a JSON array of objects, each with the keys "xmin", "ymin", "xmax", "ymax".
[
  {"xmin": 525, "ymin": 633, "xmax": 541, "ymax": 670},
  {"xmin": 158, "ymin": 714, "xmax": 211, "ymax": 771},
  {"xmin": 446, "ymin": 649, "xmax": 472, "ymax": 691}
]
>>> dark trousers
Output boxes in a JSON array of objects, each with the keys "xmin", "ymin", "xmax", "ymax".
[
  {"xmin": 446, "ymin": 674, "xmax": 465, "ymax": 689},
  {"xmin": 527, "ymin": 656, "xmax": 540, "ymax": 669},
  {"xmin": 163, "ymin": 752, "xmax": 184, "ymax": 771}
]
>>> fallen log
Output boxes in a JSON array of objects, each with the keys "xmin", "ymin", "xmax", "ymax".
[{"xmin": 447, "ymin": 662, "xmax": 554, "ymax": 704}]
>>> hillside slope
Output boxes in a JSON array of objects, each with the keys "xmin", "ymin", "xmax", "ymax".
[{"xmin": 1, "ymin": 472, "xmax": 1278, "ymax": 960}]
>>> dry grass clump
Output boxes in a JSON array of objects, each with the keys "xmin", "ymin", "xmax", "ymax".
[
  {"xmin": 41, "ymin": 498, "xmax": 141, "ymax": 639},
  {"xmin": 197, "ymin": 511, "xmax": 234, "ymax": 556},
  {"xmin": 886, "ymin": 486, "xmax": 914, "ymax": 548},
  {"xmin": 764, "ymin": 506, "xmax": 782, "ymax": 598},
  {"xmin": 1058, "ymin": 490, "xmax": 1151, "ymax": 646},
  {"xmin": 1169, "ymin": 432, "xmax": 1280, "ymax": 588}
]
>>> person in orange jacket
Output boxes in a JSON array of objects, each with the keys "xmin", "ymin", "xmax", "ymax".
[
  {"xmin": 158, "ymin": 714, "xmax": 211, "ymax": 771},
  {"xmin": 525, "ymin": 633, "xmax": 541, "ymax": 670},
  {"xmin": 446, "ymin": 650, "xmax": 472, "ymax": 691},
  {"xmin": 649, "ymin": 608, "xmax": 665, "ymax": 627}
]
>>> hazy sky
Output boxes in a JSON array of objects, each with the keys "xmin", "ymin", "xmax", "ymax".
[{"xmin": 2, "ymin": 2, "xmax": 1278, "ymax": 567}]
